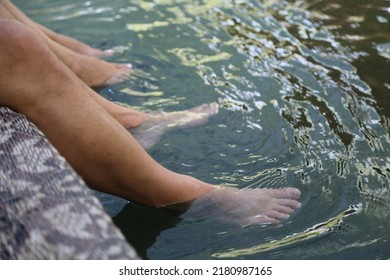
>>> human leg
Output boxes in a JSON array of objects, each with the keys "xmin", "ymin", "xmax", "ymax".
[
  {"xmin": 0, "ymin": 19, "xmax": 218, "ymax": 206},
  {"xmin": 1, "ymin": 1, "xmax": 131, "ymax": 87},
  {"xmin": 0, "ymin": 106, "xmax": 138, "ymax": 259},
  {"xmin": 0, "ymin": 19, "xmax": 301, "ymax": 225},
  {"xmin": 0, "ymin": 2, "xmax": 218, "ymax": 136},
  {"xmin": 89, "ymin": 91, "xmax": 219, "ymax": 140},
  {"xmin": 4, "ymin": 0, "xmax": 113, "ymax": 57},
  {"xmin": 0, "ymin": 1, "xmax": 219, "ymax": 134}
]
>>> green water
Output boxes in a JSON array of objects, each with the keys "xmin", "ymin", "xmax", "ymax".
[{"xmin": 16, "ymin": 0, "xmax": 390, "ymax": 259}]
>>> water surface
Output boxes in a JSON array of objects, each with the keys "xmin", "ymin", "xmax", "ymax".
[{"xmin": 16, "ymin": 0, "xmax": 390, "ymax": 259}]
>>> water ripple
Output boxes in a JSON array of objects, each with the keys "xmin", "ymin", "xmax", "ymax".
[{"xmin": 17, "ymin": 0, "xmax": 390, "ymax": 259}]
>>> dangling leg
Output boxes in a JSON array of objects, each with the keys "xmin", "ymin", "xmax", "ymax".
[
  {"xmin": 0, "ymin": 2, "xmax": 218, "ymax": 136},
  {"xmin": 0, "ymin": 19, "xmax": 217, "ymax": 206},
  {"xmin": 1, "ymin": 0, "xmax": 132, "ymax": 87},
  {"xmin": 0, "ymin": 19, "xmax": 301, "ymax": 226},
  {"xmin": 4, "ymin": 0, "xmax": 113, "ymax": 57}
]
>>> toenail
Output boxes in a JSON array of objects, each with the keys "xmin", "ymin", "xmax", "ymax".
[{"xmin": 287, "ymin": 187, "xmax": 301, "ymax": 197}]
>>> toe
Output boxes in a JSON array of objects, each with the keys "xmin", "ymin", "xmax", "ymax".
[
  {"xmin": 272, "ymin": 204, "xmax": 296, "ymax": 214},
  {"xmin": 264, "ymin": 210, "xmax": 290, "ymax": 220},
  {"xmin": 242, "ymin": 215, "xmax": 279, "ymax": 226},
  {"xmin": 106, "ymin": 64, "xmax": 133, "ymax": 85},
  {"xmin": 277, "ymin": 198, "xmax": 302, "ymax": 210},
  {"xmin": 100, "ymin": 49, "xmax": 115, "ymax": 57},
  {"xmin": 273, "ymin": 187, "xmax": 301, "ymax": 199}
]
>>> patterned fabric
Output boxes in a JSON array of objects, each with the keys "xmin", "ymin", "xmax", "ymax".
[{"xmin": 0, "ymin": 106, "xmax": 139, "ymax": 259}]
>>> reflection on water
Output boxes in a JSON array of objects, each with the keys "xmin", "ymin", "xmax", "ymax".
[
  {"xmin": 16, "ymin": 0, "xmax": 390, "ymax": 259},
  {"xmin": 213, "ymin": 203, "xmax": 363, "ymax": 258}
]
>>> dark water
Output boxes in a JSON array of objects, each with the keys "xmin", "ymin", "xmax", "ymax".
[{"xmin": 16, "ymin": 0, "xmax": 390, "ymax": 259}]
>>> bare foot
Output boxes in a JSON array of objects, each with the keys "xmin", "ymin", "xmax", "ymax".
[
  {"xmin": 129, "ymin": 103, "xmax": 219, "ymax": 149},
  {"xmin": 180, "ymin": 186, "xmax": 302, "ymax": 227},
  {"xmin": 5, "ymin": 0, "xmax": 114, "ymax": 59},
  {"xmin": 73, "ymin": 54, "xmax": 132, "ymax": 87},
  {"xmin": 105, "ymin": 63, "xmax": 133, "ymax": 85},
  {"xmin": 73, "ymin": 46, "xmax": 114, "ymax": 58},
  {"xmin": 33, "ymin": 21, "xmax": 115, "ymax": 57}
]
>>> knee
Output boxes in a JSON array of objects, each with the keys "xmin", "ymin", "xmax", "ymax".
[
  {"xmin": 0, "ymin": 19, "xmax": 54, "ymax": 108},
  {"xmin": 0, "ymin": 19, "xmax": 48, "ymax": 64}
]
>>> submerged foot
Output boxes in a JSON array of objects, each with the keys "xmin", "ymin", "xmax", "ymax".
[
  {"xmin": 104, "ymin": 63, "xmax": 133, "ymax": 85},
  {"xmin": 130, "ymin": 102, "xmax": 219, "ymax": 149},
  {"xmin": 181, "ymin": 186, "xmax": 302, "ymax": 227},
  {"xmin": 73, "ymin": 54, "xmax": 132, "ymax": 87},
  {"xmin": 81, "ymin": 47, "xmax": 114, "ymax": 58}
]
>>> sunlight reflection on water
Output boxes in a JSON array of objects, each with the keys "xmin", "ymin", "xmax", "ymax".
[{"xmin": 16, "ymin": 0, "xmax": 390, "ymax": 259}]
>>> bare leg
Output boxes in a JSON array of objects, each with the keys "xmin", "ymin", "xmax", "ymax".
[
  {"xmin": 0, "ymin": 1, "xmax": 219, "ymax": 135},
  {"xmin": 35, "ymin": 22, "xmax": 114, "ymax": 57},
  {"xmin": 0, "ymin": 1, "xmax": 205, "ymax": 131},
  {"xmin": 130, "ymin": 103, "xmax": 219, "ymax": 149},
  {"xmin": 0, "ymin": 1, "xmax": 218, "ymax": 134},
  {"xmin": 0, "ymin": 19, "xmax": 214, "ymax": 206},
  {"xmin": 1, "ymin": 1, "xmax": 131, "ymax": 87},
  {"xmin": 0, "ymin": 20, "xmax": 301, "ymax": 225},
  {"xmin": 5, "ymin": 0, "xmax": 113, "ymax": 57}
]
